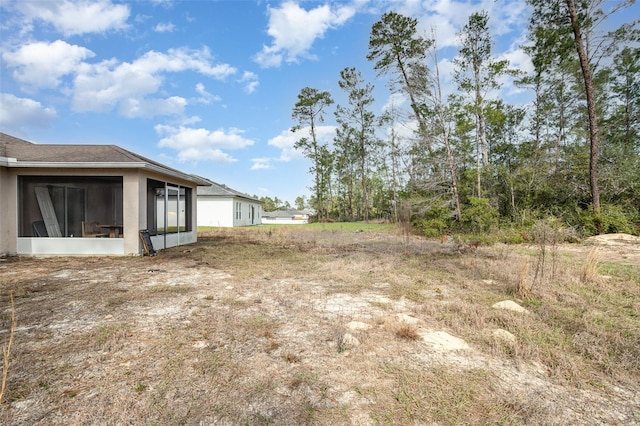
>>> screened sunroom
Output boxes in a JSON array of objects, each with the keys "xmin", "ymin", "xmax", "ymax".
[
  {"xmin": 19, "ymin": 176, "xmax": 123, "ymax": 238},
  {"xmin": 1, "ymin": 132, "xmax": 205, "ymax": 256}
]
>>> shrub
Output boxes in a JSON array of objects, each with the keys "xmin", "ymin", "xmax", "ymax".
[
  {"xmin": 411, "ymin": 201, "xmax": 451, "ymax": 237},
  {"xmin": 495, "ymin": 227, "xmax": 529, "ymax": 244},
  {"xmin": 461, "ymin": 197, "xmax": 499, "ymax": 233},
  {"xmin": 416, "ymin": 218, "xmax": 448, "ymax": 237},
  {"xmin": 460, "ymin": 233, "xmax": 497, "ymax": 245},
  {"xmin": 577, "ymin": 204, "xmax": 635, "ymax": 236}
]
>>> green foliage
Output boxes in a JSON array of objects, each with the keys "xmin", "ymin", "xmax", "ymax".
[
  {"xmin": 409, "ymin": 201, "xmax": 451, "ymax": 237},
  {"xmin": 460, "ymin": 197, "xmax": 499, "ymax": 233},
  {"xmin": 294, "ymin": 196, "xmax": 306, "ymax": 211},
  {"xmin": 334, "ymin": 67, "xmax": 381, "ymax": 222},
  {"xmin": 275, "ymin": 6, "xmax": 640, "ymax": 241},
  {"xmin": 291, "ymin": 87, "xmax": 334, "ymax": 219},
  {"xmin": 260, "ymin": 196, "xmax": 291, "ymax": 212},
  {"xmin": 576, "ymin": 204, "xmax": 636, "ymax": 236},
  {"xmin": 416, "ymin": 218, "xmax": 448, "ymax": 238},
  {"xmin": 367, "ymin": 12, "xmax": 432, "ymax": 77},
  {"xmin": 494, "ymin": 227, "xmax": 529, "ymax": 244},
  {"xmin": 367, "ymin": 11, "xmax": 434, "ymax": 156}
]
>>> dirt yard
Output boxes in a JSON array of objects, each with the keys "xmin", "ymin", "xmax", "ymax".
[{"xmin": 1, "ymin": 226, "xmax": 639, "ymax": 425}]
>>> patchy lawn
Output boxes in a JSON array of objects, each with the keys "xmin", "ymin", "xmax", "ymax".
[{"xmin": 1, "ymin": 226, "xmax": 639, "ymax": 425}]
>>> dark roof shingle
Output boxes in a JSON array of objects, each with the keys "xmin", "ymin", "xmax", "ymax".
[
  {"xmin": 0, "ymin": 132, "xmax": 208, "ymax": 185},
  {"xmin": 197, "ymin": 180, "xmax": 260, "ymax": 202}
]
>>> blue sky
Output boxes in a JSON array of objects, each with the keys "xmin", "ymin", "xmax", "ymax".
[{"xmin": 1, "ymin": 0, "xmax": 637, "ymax": 204}]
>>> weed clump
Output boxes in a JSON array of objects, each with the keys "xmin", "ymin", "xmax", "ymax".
[
  {"xmin": 395, "ymin": 323, "xmax": 419, "ymax": 341},
  {"xmin": 581, "ymin": 247, "xmax": 600, "ymax": 283}
]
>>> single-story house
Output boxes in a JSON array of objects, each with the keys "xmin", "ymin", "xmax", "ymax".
[
  {"xmin": 197, "ymin": 181, "xmax": 262, "ymax": 227},
  {"xmin": 0, "ymin": 132, "xmax": 209, "ymax": 256},
  {"xmin": 261, "ymin": 209, "xmax": 310, "ymax": 225}
]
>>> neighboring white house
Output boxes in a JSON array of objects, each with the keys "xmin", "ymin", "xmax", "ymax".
[
  {"xmin": 197, "ymin": 181, "xmax": 262, "ymax": 227},
  {"xmin": 261, "ymin": 209, "xmax": 310, "ymax": 225}
]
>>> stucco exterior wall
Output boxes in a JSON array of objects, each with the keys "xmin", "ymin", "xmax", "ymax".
[
  {"xmin": 123, "ymin": 172, "xmax": 142, "ymax": 255},
  {"xmin": 0, "ymin": 167, "xmax": 18, "ymax": 255},
  {"xmin": 197, "ymin": 197, "xmax": 262, "ymax": 227},
  {"xmin": 235, "ymin": 200, "xmax": 262, "ymax": 227},
  {"xmin": 197, "ymin": 197, "xmax": 233, "ymax": 227},
  {"xmin": 3, "ymin": 166, "xmax": 198, "ymax": 256}
]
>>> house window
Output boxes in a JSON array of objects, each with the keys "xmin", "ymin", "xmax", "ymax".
[
  {"xmin": 235, "ymin": 202, "xmax": 242, "ymax": 220},
  {"xmin": 147, "ymin": 179, "xmax": 192, "ymax": 235},
  {"xmin": 18, "ymin": 176, "xmax": 123, "ymax": 237}
]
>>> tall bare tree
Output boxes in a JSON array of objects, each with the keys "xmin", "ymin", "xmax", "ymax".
[
  {"xmin": 291, "ymin": 87, "xmax": 334, "ymax": 220},
  {"xmin": 335, "ymin": 67, "xmax": 381, "ymax": 222},
  {"xmin": 367, "ymin": 11, "xmax": 434, "ymax": 158},
  {"xmin": 566, "ymin": 0, "xmax": 601, "ymax": 213},
  {"xmin": 430, "ymin": 39, "xmax": 462, "ymax": 222},
  {"xmin": 528, "ymin": 0, "xmax": 638, "ymax": 218},
  {"xmin": 453, "ymin": 10, "xmax": 512, "ymax": 197}
]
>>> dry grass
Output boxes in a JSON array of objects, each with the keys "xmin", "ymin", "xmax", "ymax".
[
  {"xmin": 0, "ymin": 293, "xmax": 15, "ymax": 404},
  {"xmin": 514, "ymin": 259, "xmax": 531, "ymax": 300},
  {"xmin": 0, "ymin": 226, "xmax": 639, "ymax": 424},
  {"xmin": 581, "ymin": 246, "xmax": 601, "ymax": 283},
  {"xmin": 394, "ymin": 323, "xmax": 419, "ymax": 341}
]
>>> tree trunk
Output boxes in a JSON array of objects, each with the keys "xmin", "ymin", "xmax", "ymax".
[
  {"xmin": 310, "ymin": 119, "xmax": 323, "ymax": 220},
  {"xmin": 361, "ymin": 147, "xmax": 369, "ymax": 222},
  {"xmin": 433, "ymin": 44, "xmax": 462, "ymax": 221},
  {"xmin": 566, "ymin": 0, "xmax": 601, "ymax": 216},
  {"xmin": 396, "ymin": 53, "xmax": 433, "ymax": 157}
]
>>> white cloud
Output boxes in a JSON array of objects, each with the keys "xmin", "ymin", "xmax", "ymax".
[
  {"xmin": 380, "ymin": 93, "xmax": 418, "ymax": 141},
  {"xmin": 419, "ymin": 17, "xmax": 459, "ymax": 48},
  {"xmin": 435, "ymin": 57, "xmax": 457, "ymax": 98},
  {"xmin": 253, "ymin": 49, "xmax": 282, "ymax": 68},
  {"xmin": 154, "ymin": 125, "xmax": 255, "ymax": 163},
  {"xmin": 194, "ymin": 83, "xmax": 221, "ymax": 104},
  {"xmin": 154, "ymin": 22, "xmax": 176, "ymax": 33},
  {"xmin": 267, "ymin": 129, "xmax": 303, "ymax": 162},
  {"xmin": 499, "ymin": 47, "xmax": 533, "ymax": 75},
  {"xmin": 251, "ymin": 158, "xmax": 273, "ymax": 170},
  {"xmin": 386, "ymin": 119, "xmax": 418, "ymax": 143},
  {"xmin": 0, "ymin": 93, "xmax": 56, "ymax": 133},
  {"xmin": 179, "ymin": 115, "xmax": 202, "ymax": 126},
  {"xmin": 412, "ymin": 0, "xmax": 530, "ymax": 49},
  {"xmin": 399, "ymin": 0, "xmax": 532, "ymax": 102},
  {"xmin": 134, "ymin": 14, "xmax": 151, "ymax": 24},
  {"xmin": 119, "ymin": 96, "xmax": 187, "ymax": 118},
  {"xmin": 170, "ymin": 147, "xmax": 236, "ymax": 163},
  {"xmin": 15, "ymin": 0, "xmax": 130, "ymax": 36},
  {"xmin": 381, "ymin": 92, "xmax": 408, "ymax": 113},
  {"xmin": 244, "ymin": 81, "xmax": 260, "ymax": 94},
  {"xmin": 490, "ymin": 0, "xmax": 530, "ymax": 37},
  {"xmin": 415, "ymin": 0, "xmax": 472, "ymax": 48},
  {"xmin": 239, "ymin": 71, "xmax": 259, "ymax": 94},
  {"xmin": 149, "ymin": 0, "xmax": 175, "ymax": 7},
  {"xmin": 267, "ymin": 125, "xmax": 336, "ymax": 162},
  {"xmin": 72, "ymin": 47, "xmax": 236, "ymax": 115},
  {"xmin": 2, "ymin": 40, "xmax": 94, "ymax": 89},
  {"xmin": 241, "ymin": 71, "xmax": 257, "ymax": 80},
  {"xmin": 133, "ymin": 47, "xmax": 236, "ymax": 78},
  {"xmin": 254, "ymin": 1, "xmax": 355, "ymax": 68}
]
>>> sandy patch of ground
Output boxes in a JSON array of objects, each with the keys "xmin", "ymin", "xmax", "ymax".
[
  {"xmin": 0, "ymin": 229, "xmax": 638, "ymax": 424},
  {"xmin": 583, "ymin": 233, "xmax": 640, "ymax": 265}
]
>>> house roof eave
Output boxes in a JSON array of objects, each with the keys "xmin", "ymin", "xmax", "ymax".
[
  {"xmin": 4, "ymin": 160, "xmax": 209, "ymax": 186},
  {"xmin": 143, "ymin": 163, "xmax": 211, "ymax": 185},
  {"xmin": 200, "ymin": 194, "xmax": 263, "ymax": 203},
  {"xmin": 5, "ymin": 160, "xmax": 146, "ymax": 169},
  {"xmin": 0, "ymin": 156, "xmax": 16, "ymax": 167}
]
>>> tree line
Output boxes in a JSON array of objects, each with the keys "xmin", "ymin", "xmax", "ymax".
[{"xmin": 290, "ymin": 1, "xmax": 639, "ymax": 237}]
